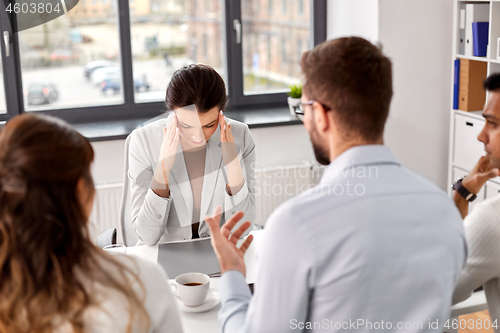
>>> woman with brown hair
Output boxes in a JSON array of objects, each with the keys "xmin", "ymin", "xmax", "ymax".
[
  {"xmin": 0, "ymin": 114, "xmax": 182, "ymax": 333},
  {"xmin": 129, "ymin": 64, "xmax": 256, "ymax": 245}
]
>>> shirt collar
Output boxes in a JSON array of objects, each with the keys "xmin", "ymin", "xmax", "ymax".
[{"xmin": 321, "ymin": 145, "xmax": 400, "ymax": 182}]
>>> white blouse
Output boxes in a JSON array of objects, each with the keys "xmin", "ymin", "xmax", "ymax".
[{"xmin": 72, "ymin": 254, "xmax": 183, "ymax": 333}]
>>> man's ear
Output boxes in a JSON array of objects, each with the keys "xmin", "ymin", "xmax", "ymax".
[{"xmin": 313, "ymin": 101, "xmax": 330, "ymax": 133}]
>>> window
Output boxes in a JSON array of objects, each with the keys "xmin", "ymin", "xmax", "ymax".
[
  {"xmin": 0, "ymin": 0, "xmax": 326, "ymax": 124},
  {"xmin": 282, "ymin": 0, "xmax": 287, "ymax": 15},
  {"xmin": 298, "ymin": 0, "xmax": 303, "ymax": 15},
  {"xmin": 203, "ymin": 33, "xmax": 208, "ymax": 58},
  {"xmin": 253, "ymin": 0, "xmax": 260, "ymax": 14},
  {"xmin": 267, "ymin": 36, "xmax": 272, "ymax": 65},
  {"xmin": 281, "ymin": 38, "xmax": 287, "ymax": 65},
  {"xmin": 243, "ymin": 0, "xmax": 310, "ymax": 95},
  {"xmin": 0, "ymin": 66, "xmax": 6, "ymax": 114},
  {"xmin": 129, "ymin": 0, "xmax": 223, "ymax": 104},
  {"xmin": 16, "ymin": 0, "xmax": 124, "ymax": 111},
  {"xmin": 297, "ymin": 39, "xmax": 302, "ymax": 66}
]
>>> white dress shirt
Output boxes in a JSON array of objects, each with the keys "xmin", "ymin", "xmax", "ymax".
[{"xmin": 219, "ymin": 145, "xmax": 466, "ymax": 333}]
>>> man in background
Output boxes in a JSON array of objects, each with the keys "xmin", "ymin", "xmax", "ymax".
[{"xmin": 451, "ymin": 73, "xmax": 500, "ymax": 325}]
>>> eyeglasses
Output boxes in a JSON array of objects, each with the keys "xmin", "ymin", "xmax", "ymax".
[
  {"xmin": 292, "ymin": 100, "xmax": 313, "ymax": 116},
  {"xmin": 292, "ymin": 100, "xmax": 330, "ymax": 121}
]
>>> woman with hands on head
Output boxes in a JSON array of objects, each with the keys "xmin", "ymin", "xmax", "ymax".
[{"xmin": 129, "ymin": 64, "xmax": 256, "ymax": 245}]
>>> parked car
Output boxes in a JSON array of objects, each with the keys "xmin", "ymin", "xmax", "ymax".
[
  {"xmin": 101, "ymin": 78, "xmax": 150, "ymax": 95},
  {"xmin": 25, "ymin": 82, "xmax": 59, "ymax": 105},
  {"xmin": 91, "ymin": 66, "xmax": 121, "ymax": 86},
  {"xmin": 83, "ymin": 60, "xmax": 118, "ymax": 80},
  {"xmin": 50, "ymin": 49, "xmax": 79, "ymax": 62}
]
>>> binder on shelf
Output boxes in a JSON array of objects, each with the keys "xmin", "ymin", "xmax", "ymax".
[
  {"xmin": 465, "ymin": 4, "xmax": 489, "ymax": 56},
  {"xmin": 459, "ymin": 4, "xmax": 466, "ymax": 55},
  {"xmin": 458, "ymin": 58, "xmax": 487, "ymax": 112},
  {"xmin": 453, "ymin": 59, "xmax": 460, "ymax": 110},
  {"xmin": 472, "ymin": 22, "xmax": 489, "ymax": 57}
]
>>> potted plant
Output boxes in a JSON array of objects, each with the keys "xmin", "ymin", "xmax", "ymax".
[{"xmin": 287, "ymin": 84, "xmax": 302, "ymax": 118}]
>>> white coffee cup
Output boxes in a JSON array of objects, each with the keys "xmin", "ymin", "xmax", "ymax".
[
  {"xmin": 103, "ymin": 244, "xmax": 126, "ymax": 254},
  {"xmin": 174, "ymin": 272, "xmax": 210, "ymax": 307}
]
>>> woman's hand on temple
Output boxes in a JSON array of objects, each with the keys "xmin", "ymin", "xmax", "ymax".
[
  {"xmin": 153, "ymin": 114, "xmax": 180, "ymax": 188},
  {"xmin": 219, "ymin": 111, "xmax": 244, "ymax": 195},
  {"xmin": 220, "ymin": 111, "xmax": 235, "ymax": 144}
]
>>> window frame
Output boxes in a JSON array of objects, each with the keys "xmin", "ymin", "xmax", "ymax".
[
  {"xmin": 0, "ymin": 0, "xmax": 326, "ymax": 125},
  {"xmin": 225, "ymin": 0, "xmax": 326, "ymax": 108},
  {"xmin": 0, "ymin": 6, "xmax": 22, "ymax": 123}
]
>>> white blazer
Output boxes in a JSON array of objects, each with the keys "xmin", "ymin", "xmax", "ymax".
[{"xmin": 128, "ymin": 114, "xmax": 256, "ymax": 245}]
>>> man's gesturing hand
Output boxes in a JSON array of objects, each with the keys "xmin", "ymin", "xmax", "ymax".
[{"xmin": 205, "ymin": 206, "xmax": 254, "ymax": 276}]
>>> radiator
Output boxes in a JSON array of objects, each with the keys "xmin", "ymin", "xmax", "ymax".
[
  {"xmin": 253, "ymin": 162, "xmax": 325, "ymax": 226},
  {"xmin": 88, "ymin": 180, "xmax": 124, "ymax": 244},
  {"xmin": 88, "ymin": 162, "xmax": 325, "ymax": 242}
]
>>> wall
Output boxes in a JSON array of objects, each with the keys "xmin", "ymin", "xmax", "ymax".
[
  {"xmin": 91, "ymin": 139, "xmax": 126, "ymax": 184},
  {"xmin": 91, "ymin": 125, "xmax": 316, "ymax": 183},
  {"xmin": 327, "ymin": 0, "xmax": 453, "ymax": 190},
  {"xmin": 327, "ymin": 0, "xmax": 379, "ymax": 44},
  {"xmin": 379, "ymin": 0, "xmax": 453, "ymax": 190}
]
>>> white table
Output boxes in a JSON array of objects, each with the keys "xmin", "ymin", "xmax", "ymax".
[
  {"xmin": 125, "ymin": 230, "xmax": 487, "ymax": 333},
  {"xmin": 125, "ymin": 230, "xmax": 264, "ymax": 333}
]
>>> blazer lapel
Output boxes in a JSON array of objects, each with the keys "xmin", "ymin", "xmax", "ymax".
[
  {"xmin": 169, "ymin": 142, "xmax": 193, "ymax": 227},
  {"xmin": 199, "ymin": 124, "xmax": 223, "ymax": 222}
]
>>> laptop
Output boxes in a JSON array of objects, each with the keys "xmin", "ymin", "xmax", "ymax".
[{"xmin": 157, "ymin": 238, "xmax": 220, "ymax": 278}]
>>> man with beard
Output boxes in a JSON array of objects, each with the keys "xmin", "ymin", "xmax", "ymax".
[
  {"xmin": 451, "ymin": 73, "xmax": 500, "ymax": 326},
  {"xmin": 204, "ymin": 37, "xmax": 466, "ymax": 333}
]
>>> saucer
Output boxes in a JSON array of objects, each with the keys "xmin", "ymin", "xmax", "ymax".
[{"xmin": 171, "ymin": 287, "xmax": 221, "ymax": 313}]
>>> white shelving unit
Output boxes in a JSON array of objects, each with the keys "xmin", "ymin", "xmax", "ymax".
[{"xmin": 448, "ymin": 0, "xmax": 500, "ymax": 208}]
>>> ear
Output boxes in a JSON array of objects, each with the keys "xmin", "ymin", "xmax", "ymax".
[
  {"xmin": 76, "ymin": 177, "xmax": 95, "ymax": 205},
  {"xmin": 312, "ymin": 101, "xmax": 330, "ymax": 133},
  {"xmin": 76, "ymin": 178, "xmax": 86, "ymax": 199},
  {"xmin": 76, "ymin": 177, "xmax": 96, "ymax": 222}
]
